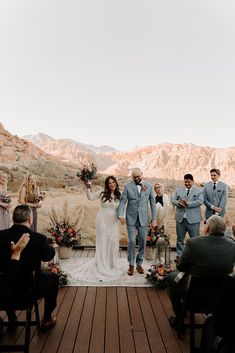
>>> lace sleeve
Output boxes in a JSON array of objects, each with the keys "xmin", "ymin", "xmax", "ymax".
[{"xmin": 86, "ymin": 189, "xmax": 102, "ymax": 201}]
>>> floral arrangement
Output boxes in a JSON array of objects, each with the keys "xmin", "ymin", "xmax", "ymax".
[
  {"xmin": 48, "ymin": 201, "xmax": 84, "ymax": 248},
  {"xmin": 146, "ymin": 263, "xmax": 176, "ymax": 289},
  {"xmin": 77, "ymin": 161, "xmax": 97, "ymax": 181},
  {"xmin": 42, "ymin": 261, "xmax": 69, "ymax": 287},
  {"xmin": 37, "ymin": 191, "xmax": 46, "ymax": 202},
  {"xmin": 1, "ymin": 194, "xmax": 11, "ymax": 203},
  {"xmin": 146, "ymin": 224, "xmax": 169, "ymax": 247},
  {"xmin": 48, "ymin": 222, "xmax": 81, "ymax": 248}
]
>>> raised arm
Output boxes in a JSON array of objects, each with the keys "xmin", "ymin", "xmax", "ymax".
[{"xmin": 84, "ymin": 181, "xmax": 101, "ymax": 201}]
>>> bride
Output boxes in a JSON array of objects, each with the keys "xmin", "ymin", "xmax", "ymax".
[{"xmin": 71, "ymin": 175, "xmax": 124, "ymax": 283}]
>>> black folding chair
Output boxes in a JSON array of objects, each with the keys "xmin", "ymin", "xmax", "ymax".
[
  {"xmin": 177, "ymin": 274, "xmax": 223, "ymax": 353},
  {"xmin": 0, "ymin": 272, "xmax": 40, "ymax": 353}
]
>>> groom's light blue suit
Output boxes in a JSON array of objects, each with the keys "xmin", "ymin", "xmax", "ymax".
[{"xmin": 118, "ymin": 180, "xmax": 156, "ymax": 266}]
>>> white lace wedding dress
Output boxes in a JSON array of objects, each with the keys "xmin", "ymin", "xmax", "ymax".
[{"xmin": 70, "ymin": 189, "xmax": 124, "ymax": 283}]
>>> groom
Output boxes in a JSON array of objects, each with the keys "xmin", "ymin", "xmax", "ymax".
[{"xmin": 118, "ymin": 168, "xmax": 156, "ymax": 276}]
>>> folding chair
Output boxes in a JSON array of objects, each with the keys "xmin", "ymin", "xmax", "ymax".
[
  {"xmin": 0, "ymin": 272, "xmax": 40, "ymax": 353},
  {"xmin": 177, "ymin": 274, "xmax": 223, "ymax": 353}
]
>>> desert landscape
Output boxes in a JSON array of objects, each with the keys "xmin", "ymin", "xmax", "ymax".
[{"xmin": 1, "ymin": 121, "xmax": 235, "ymax": 248}]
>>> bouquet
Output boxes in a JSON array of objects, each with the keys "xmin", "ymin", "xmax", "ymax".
[
  {"xmin": 37, "ymin": 191, "xmax": 46, "ymax": 202},
  {"xmin": 77, "ymin": 161, "xmax": 97, "ymax": 181},
  {"xmin": 48, "ymin": 221, "xmax": 81, "ymax": 248},
  {"xmin": 1, "ymin": 194, "xmax": 11, "ymax": 203},
  {"xmin": 42, "ymin": 261, "xmax": 69, "ymax": 287}
]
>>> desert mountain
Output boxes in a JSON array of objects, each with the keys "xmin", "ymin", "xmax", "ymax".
[
  {"xmin": 0, "ymin": 123, "xmax": 79, "ymax": 190},
  {"xmin": 104, "ymin": 144, "xmax": 235, "ymax": 186},
  {"xmin": 24, "ymin": 133, "xmax": 116, "ymax": 170},
  {"xmin": 24, "ymin": 133, "xmax": 235, "ymax": 187}
]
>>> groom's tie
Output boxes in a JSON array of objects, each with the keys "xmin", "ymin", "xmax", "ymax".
[
  {"xmin": 213, "ymin": 183, "xmax": 216, "ymax": 191},
  {"xmin": 186, "ymin": 189, "xmax": 190, "ymax": 197}
]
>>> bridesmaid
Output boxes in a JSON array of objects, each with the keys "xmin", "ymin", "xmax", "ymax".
[
  {"xmin": 0, "ymin": 172, "xmax": 11, "ymax": 230},
  {"xmin": 18, "ymin": 174, "xmax": 42, "ymax": 232}
]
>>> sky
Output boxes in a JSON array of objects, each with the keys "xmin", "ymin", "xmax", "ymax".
[{"xmin": 0, "ymin": 0, "xmax": 235, "ymax": 151}]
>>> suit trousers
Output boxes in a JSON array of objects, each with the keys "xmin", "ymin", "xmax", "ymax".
[
  {"xmin": 127, "ymin": 218, "xmax": 148, "ymax": 266},
  {"xmin": 176, "ymin": 218, "xmax": 200, "ymax": 256}
]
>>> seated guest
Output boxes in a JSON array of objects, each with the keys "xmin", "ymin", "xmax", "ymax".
[
  {"xmin": 224, "ymin": 214, "xmax": 235, "ymax": 241},
  {"xmin": 166, "ymin": 215, "xmax": 235, "ymax": 329},
  {"xmin": 0, "ymin": 233, "xmax": 31, "ymax": 340},
  {"xmin": 0, "ymin": 205, "xmax": 59, "ymax": 331}
]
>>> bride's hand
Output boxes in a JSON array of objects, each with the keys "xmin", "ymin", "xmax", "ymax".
[{"xmin": 119, "ymin": 216, "xmax": 125, "ymax": 225}]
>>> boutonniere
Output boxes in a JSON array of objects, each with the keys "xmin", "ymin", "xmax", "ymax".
[{"xmin": 141, "ymin": 185, "xmax": 148, "ymax": 192}]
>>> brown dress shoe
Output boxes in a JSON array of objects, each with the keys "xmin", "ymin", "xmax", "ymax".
[
  {"xmin": 127, "ymin": 265, "xmax": 134, "ymax": 276},
  {"xmin": 136, "ymin": 265, "xmax": 144, "ymax": 274},
  {"xmin": 41, "ymin": 316, "xmax": 57, "ymax": 332}
]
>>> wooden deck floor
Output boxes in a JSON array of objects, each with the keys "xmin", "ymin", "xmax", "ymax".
[{"xmin": 1, "ymin": 250, "xmax": 204, "ymax": 353}]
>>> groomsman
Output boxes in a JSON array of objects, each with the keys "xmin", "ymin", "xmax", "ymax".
[
  {"xmin": 203, "ymin": 168, "xmax": 228, "ymax": 219},
  {"xmin": 172, "ymin": 174, "xmax": 203, "ymax": 257}
]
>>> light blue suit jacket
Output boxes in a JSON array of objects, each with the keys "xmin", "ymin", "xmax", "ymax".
[
  {"xmin": 172, "ymin": 185, "xmax": 204, "ymax": 224},
  {"xmin": 118, "ymin": 180, "xmax": 156, "ymax": 227},
  {"xmin": 203, "ymin": 181, "xmax": 228, "ymax": 218}
]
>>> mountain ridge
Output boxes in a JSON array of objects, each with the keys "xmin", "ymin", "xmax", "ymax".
[{"xmin": 24, "ymin": 132, "xmax": 235, "ymax": 187}]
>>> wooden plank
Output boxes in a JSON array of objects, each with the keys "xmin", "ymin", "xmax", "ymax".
[
  {"xmin": 117, "ymin": 288, "xmax": 135, "ymax": 353},
  {"xmin": 80, "ymin": 249, "xmax": 90, "ymax": 258},
  {"xmin": 157, "ymin": 289, "xmax": 189, "ymax": 353},
  {"xmin": 135, "ymin": 288, "xmax": 166, "ymax": 353},
  {"xmin": 147, "ymin": 288, "xmax": 182, "ymax": 353},
  {"xmin": 105, "ymin": 287, "xmax": 119, "ymax": 353},
  {"xmin": 73, "ymin": 287, "xmax": 97, "ymax": 353},
  {"xmin": 89, "ymin": 287, "xmax": 106, "ymax": 353},
  {"xmin": 72, "ymin": 249, "xmax": 83, "ymax": 258},
  {"xmin": 87, "ymin": 249, "xmax": 95, "ymax": 258},
  {"xmin": 127, "ymin": 287, "xmax": 146, "ymax": 331},
  {"xmin": 57, "ymin": 287, "xmax": 87, "ymax": 353}
]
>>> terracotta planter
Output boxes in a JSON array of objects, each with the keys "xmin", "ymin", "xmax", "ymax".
[{"xmin": 58, "ymin": 246, "xmax": 72, "ymax": 259}]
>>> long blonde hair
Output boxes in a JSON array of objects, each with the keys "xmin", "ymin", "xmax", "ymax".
[{"xmin": 21, "ymin": 174, "xmax": 39, "ymax": 202}]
